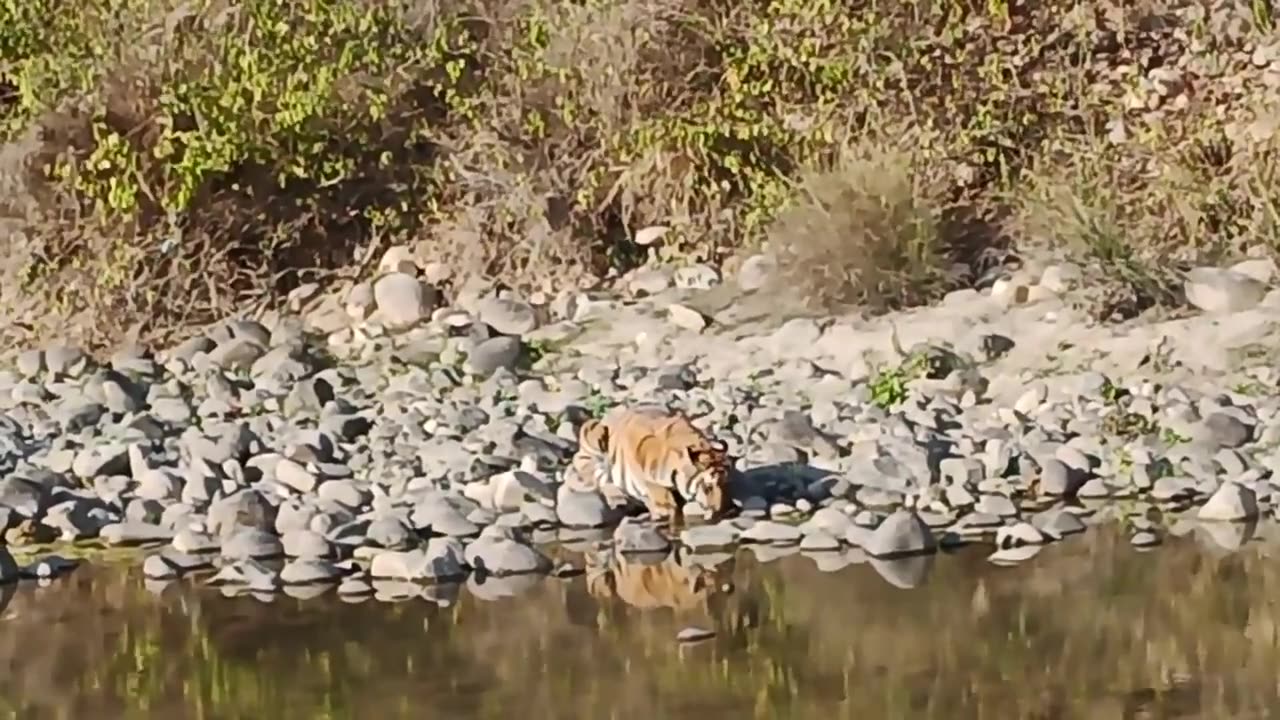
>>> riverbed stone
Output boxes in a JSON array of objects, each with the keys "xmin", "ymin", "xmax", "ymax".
[
  {"xmin": 1197, "ymin": 481, "xmax": 1259, "ymax": 522},
  {"xmin": 863, "ymin": 509, "xmax": 937, "ymax": 559}
]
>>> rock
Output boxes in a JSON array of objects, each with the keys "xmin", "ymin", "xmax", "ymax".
[
  {"xmin": 799, "ymin": 530, "xmax": 841, "ymax": 552},
  {"xmin": 477, "ymin": 297, "xmax": 539, "ymax": 336},
  {"xmin": 1039, "ymin": 263, "xmax": 1082, "ymax": 293},
  {"xmin": 802, "ymin": 507, "xmax": 854, "ymax": 537},
  {"xmin": 995, "ymin": 522, "xmax": 1047, "ymax": 549},
  {"xmin": 410, "ymin": 497, "xmax": 482, "ymax": 538},
  {"xmin": 279, "ymin": 558, "xmax": 346, "ymax": 585},
  {"xmin": 627, "ymin": 268, "xmax": 672, "ymax": 295},
  {"xmin": 680, "ymin": 523, "xmax": 740, "ymax": 552},
  {"xmin": 338, "ymin": 576, "xmax": 374, "ymax": 596},
  {"xmin": 143, "ymin": 548, "xmax": 213, "ymax": 579},
  {"xmin": 555, "ymin": 485, "xmax": 618, "ymax": 529},
  {"xmin": 863, "ymin": 509, "xmax": 937, "ymax": 559},
  {"xmin": 676, "ymin": 627, "xmax": 716, "ymax": 643},
  {"xmin": 379, "ymin": 245, "xmax": 419, "ymax": 275},
  {"xmin": 363, "ymin": 514, "xmax": 414, "ymax": 549},
  {"xmin": 15, "ymin": 350, "xmax": 43, "ymax": 378},
  {"xmin": 220, "ymin": 527, "xmax": 285, "ymax": 561},
  {"xmin": 614, "ymin": 518, "xmax": 671, "ymax": 554},
  {"xmin": 172, "ymin": 528, "xmax": 219, "ymax": 554},
  {"xmin": 1131, "ymin": 531, "xmax": 1162, "ymax": 548},
  {"xmin": 740, "ymin": 520, "xmax": 803, "ymax": 545},
  {"xmin": 207, "ymin": 338, "xmax": 265, "ymax": 372},
  {"xmin": 738, "ymin": 254, "xmax": 775, "ymax": 291},
  {"xmin": 667, "ymin": 303, "xmax": 709, "ymax": 332},
  {"xmin": 465, "ymin": 337, "xmax": 522, "ymax": 376},
  {"xmin": 45, "ymin": 345, "xmax": 89, "ymax": 378},
  {"xmin": 1184, "ymin": 266, "xmax": 1266, "ymax": 314},
  {"xmin": 1037, "ymin": 457, "xmax": 1085, "ymax": 496},
  {"xmin": 143, "ymin": 553, "xmax": 180, "ymax": 581},
  {"xmin": 282, "ymin": 529, "xmax": 333, "ymax": 558},
  {"xmin": 463, "ymin": 528, "xmax": 552, "ymax": 576},
  {"xmin": 208, "ymin": 559, "xmax": 280, "ymax": 592},
  {"xmin": 373, "ymin": 272, "xmax": 437, "ymax": 330},
  {"xmin": 99, "ymin": 521, "xmax": 174, "ymax": 546},
  {"xmin": 673, "ymin": 265, "xmax": 720, "ymax": 290},
  {"xmin": 275, "ymin": 458, "xmax": 320, "ymax": 494},
  {"xmin": 370, "ymin": 538, "xmax": 468, "ymax": 582},
  {"xmin": 1203, "ymin": 413, "xmax": 1251, "ymax": 448},
  {"xmin": 988, "ymin": 545, "xmax": 1043, "ymax": 565},
  {"xmin": 1197, "ymin": 481, "xmax": 1259, "ymax": 522},
  {"xmin": 345, "ymin": 282, "xmax": 376, "ymax": 320},
  {"xmin": 1031, "ymin": 507, "xmax": 1087, "ymax": 540}
]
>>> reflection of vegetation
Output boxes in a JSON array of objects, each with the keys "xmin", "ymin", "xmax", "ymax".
[{"xmin": 2, "ymin": 528, "xmax": 1280, "ymax": 719}]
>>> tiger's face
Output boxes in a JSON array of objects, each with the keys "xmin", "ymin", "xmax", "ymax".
[
  {"xmin": 569, "ymin": 418, "xmax": 610, "ymax": 488},
  {"xmin": 685, "ymin": 438, "xmax": 734, "ymax": 521}
]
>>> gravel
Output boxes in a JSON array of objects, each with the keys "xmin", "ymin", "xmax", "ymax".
[{"xmin": 2, "ymin": 249, "xmax": 1278, "ymax": 604}]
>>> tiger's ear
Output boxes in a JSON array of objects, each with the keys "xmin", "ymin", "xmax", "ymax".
[{"xmin": 687, "ymin": 439, "xmax": 727, "ymax": 465}]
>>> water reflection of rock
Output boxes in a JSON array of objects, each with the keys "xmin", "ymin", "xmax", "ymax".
[
  {"xmin": 869, "ymin": 554, "xmax": 935, "ymax": 589},
  {"xmin": 3, "ymin": 528, "xmax": 1280, "ymax": 719}
]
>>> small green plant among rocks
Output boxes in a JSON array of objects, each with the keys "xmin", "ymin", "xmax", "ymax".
[
  {"xmin": 869, "ymin": 353, "xmax": 930, "ymax": 410},
  {"xmin": 583, "ymin": 389, "xmax": 611, "ymax": 420}
]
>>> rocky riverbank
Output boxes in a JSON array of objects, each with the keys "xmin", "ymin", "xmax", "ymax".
[{"xmin": 2, "ymin": 248, "xmax": 1279, "ymax": 600}]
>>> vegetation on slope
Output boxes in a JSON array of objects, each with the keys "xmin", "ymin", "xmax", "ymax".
[{"xmin": 1, "ymin": 0, "xmax": 1279, "ymax": 346}]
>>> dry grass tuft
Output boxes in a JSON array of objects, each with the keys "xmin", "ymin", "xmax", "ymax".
[{"xmin": 767, "ymin": 140, "xmax": 953, "ymax": 313}]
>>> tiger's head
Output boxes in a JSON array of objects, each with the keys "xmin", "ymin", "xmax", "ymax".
[
  {"xmin": 684, "ymin": 435, "xmax": 734, "ymax": 521},
  {"xmin": 569, "ymin": 417, "xmax": 611, "ymax": 490}
]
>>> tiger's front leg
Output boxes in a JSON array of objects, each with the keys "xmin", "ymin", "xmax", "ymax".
[{"xmin": 642, "ymin": 479, "xmax": 685, "ymax": 530}]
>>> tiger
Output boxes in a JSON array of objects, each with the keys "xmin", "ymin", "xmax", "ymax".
[
  {"xmin": 569, "ymin": 404, "xmax": 735, "ymax": 526},
  {"xmin": 584, "ymin": 545, "xmax": 735, "ymax": 613}
]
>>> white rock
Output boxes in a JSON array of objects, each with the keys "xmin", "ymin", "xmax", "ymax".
[
  {"xmin": 680, "ymin": 523, "xmax": 740, "ymax": 551},
  {"xmin": 1230, "ymin": 257, "xmax": 1275, "ymax": 285},
  {"xmin": 634, "ymin": 225, "xmax": 669, "ymax": 246},
  {"xmin": 988, "ymin": 545, "xmax": 1043, "ymax": 565},
  {"xmin": 1197, "ymin": 481, "xmax": 1259, "ymax": 522},
  {"xmin": 667, "ymin": 303, "xmax": 709, "ymax": 332},
  {"xmin": 995, "ymin": 522, "xmax": 1047, "ymax": 549},
  {"xmin": 280, "ymin": 558, "xmax": 345, "ymax": 585},
  {"xmin": 738, "ymin": 254, "xmax": 775, "ymax": 291},
  {"xmin": 378, "ymin": 245, "xmax": 419, "ymax": 276},
  {"xmin": 1039, "ymin": 263, "xmax": 1082, "ymax": 293},
  {"xmin": 740, "ymin": 520, "xmax": 803, "ymax": 545},
  {"xmin": 345, "ymin": 282, "xmax": 375, "ymax": 321},
  {"xmin": 463, "ymin": 532, "xmax": 551, "ymax": 576},
  {"xmin": 1184, "ymin": 267, "xmax": 1266, "ymax": 314},
  {"xmin": 373, "ymin": 272, "xmax": 438, "ymax": 330},
  {"xmin": 863, "ymin": 509, "xmax": 937, "ymax": 558},
  {"xmin": 799, "ymin": 530, "xmax": 841, "ymax": 552}
]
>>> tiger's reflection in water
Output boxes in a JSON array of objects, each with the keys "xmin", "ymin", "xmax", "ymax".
[{"xmin": 565, "ymin": 545, "xmax": 736, "ymax": 619}]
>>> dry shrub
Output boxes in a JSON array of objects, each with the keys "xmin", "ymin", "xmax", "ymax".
[{"xmin": 767, "ymin": 139, "xmax": 953, "ymax": 313}]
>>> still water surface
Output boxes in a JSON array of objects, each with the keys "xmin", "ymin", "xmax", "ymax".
[{"xmin": 2, "ymin": 526, "xmax": 1279, "ymax": 720}]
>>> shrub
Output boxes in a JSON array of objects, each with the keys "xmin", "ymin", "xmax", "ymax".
[{"xmin": 767, "ymin": 138, "xmax": 951, "ymax": 313}]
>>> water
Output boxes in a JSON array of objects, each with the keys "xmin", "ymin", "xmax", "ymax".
[{"xmin": 2, "ymin": 526, "xmax": 1279, "ymax": 720}]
